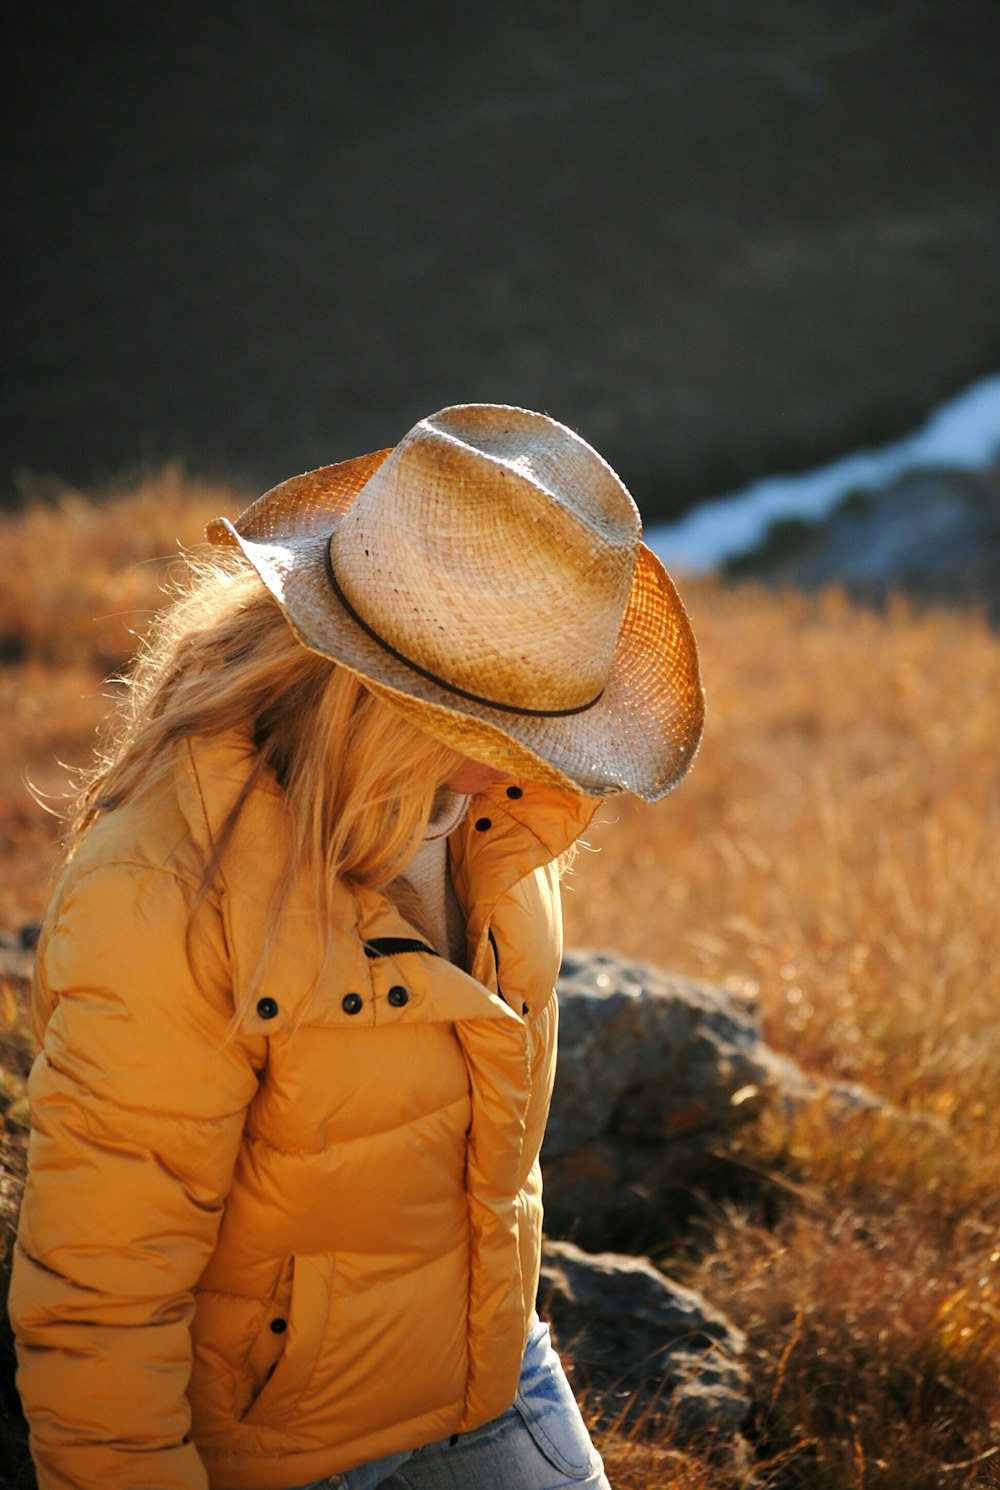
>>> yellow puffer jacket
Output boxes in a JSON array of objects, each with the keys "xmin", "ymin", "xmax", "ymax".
[{"xmin": 10, "ymin": 733, "xmax": 596, "ymax": 1490}]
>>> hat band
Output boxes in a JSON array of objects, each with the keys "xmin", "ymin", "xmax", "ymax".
[{"xmin": 324, "ymin": 541, "xmax": 604, "ymax": 719}]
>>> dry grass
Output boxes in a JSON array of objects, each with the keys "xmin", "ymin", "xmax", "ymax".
[
  {"xmin": 2, "ymin": 470, "xmax": 999, "ymax": 1486},
  {"xmin": 562, "ymin": 580, "xmax": 1000, "ymax": 1485},
  {"xmin": 0, "ymin": 466, "xmax": 246, "ymax": 926}
]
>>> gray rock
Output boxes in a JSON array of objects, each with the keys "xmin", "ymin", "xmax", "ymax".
[
  {"xmin": 724, "ymin": 462, "xmax": 1000, "ymax": 621},
  {"xmin": 545, "ymin": 949, "xmax": 883, "ymax": 1249},
  {"xmin": 543, "ymin": 953, "xmax": 770, "ymax": 1247},
  {"xmin": 549, "ymin": 951, "xmax": 769, "ymax": 1158},
  {"xmin": 539, "ymin": 1239, "xmax": 751, "ymax": 1447}
]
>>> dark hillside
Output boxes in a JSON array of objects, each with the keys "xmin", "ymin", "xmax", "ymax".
[{"xmin": 5, "ymin": 0, "xmax": 1000, "ymax": 516}]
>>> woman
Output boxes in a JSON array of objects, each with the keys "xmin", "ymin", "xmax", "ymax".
[{"xmin": 10, "ymin": 404, "xmax": 703, "ymax": 1490}]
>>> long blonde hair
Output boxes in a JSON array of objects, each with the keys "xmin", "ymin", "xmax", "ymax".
[{"xmin": 67, "ymin": 548, "xmax": 467, "ymax": 931}]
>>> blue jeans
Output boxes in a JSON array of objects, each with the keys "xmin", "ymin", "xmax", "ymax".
[{"xmin": 291, "ymin": 1317, "xmax": 610, "ymax": 1489}]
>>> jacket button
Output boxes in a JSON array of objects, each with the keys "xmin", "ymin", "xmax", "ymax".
[
  {"xmin": 475, "ymin": 817, "xmax": 491, "ymax": 832},
  {"xmin": 270, "ymin": 1317, "xmax": 287, "ymax": 1334},
  {"xmin": 342, "ymin": 992, "xmax": 363, "ymax": 1015},
  {"xmin": 522, "ymin": 1002, "xmax": 530, "ymax": 1016},
  {"xmin": 506, "ymin": 785, "xmax": 523, "ymax": 799},
  {"xmin": 388, "ymin": 985, "xmax": 409, "ymax": 1007},
  {"xmin": 256, "ymin": 997, "xmax": 279, "ymax": 1020}
]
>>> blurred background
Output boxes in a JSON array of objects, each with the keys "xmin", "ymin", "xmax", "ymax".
[{"xmin": 6, "ymin": 0, "xmax": 1000, "ymax": 528}]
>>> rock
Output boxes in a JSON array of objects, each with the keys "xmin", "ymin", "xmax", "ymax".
[
  {"xmin": 545, "ymin": 949, "xmax": 883, "ymax": 1249},
  {"xmin": 539, "ymin": 1239, "xmax": 751, "ymax": 1449},
  {"xmin": 549, "ymin": 952, "xmax": 770, "ymax": 1159},
  {"xmin": 0, "ymin": 928, "xmax": 38, "ymax": 993},
  {"xmin": 544, "ymin": 952, "xmax": 773, "ymax": 1248},
  {"xmin": 752, "ymin": 1042, "xmax": 882, "ymax": 1120},
  {"xmin": 724, "ymin": 462, "xmax": 1000, "ymax": 621}
]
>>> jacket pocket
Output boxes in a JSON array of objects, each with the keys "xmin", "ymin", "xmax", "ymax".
[{"xmin": 241, "ymin": 1253, "xmax": 336, "ymax": 1426}]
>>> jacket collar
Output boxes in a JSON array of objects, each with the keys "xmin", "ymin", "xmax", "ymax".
[{"xmin": 171, "ymin": 732, "xmax": 598, "ymax": 1024}]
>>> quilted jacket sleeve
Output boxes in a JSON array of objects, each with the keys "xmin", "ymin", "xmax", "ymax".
[{"xmin": 8, "ymin": 859, "xmax": 266, "ymax": 1490}]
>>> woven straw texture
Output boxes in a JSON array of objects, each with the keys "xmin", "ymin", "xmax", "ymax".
[{"xmin": 206, "ymin": 405, "xmax": 704, "ymax": 800}]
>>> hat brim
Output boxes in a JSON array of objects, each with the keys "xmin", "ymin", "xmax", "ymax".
[{"xmin": 207, "ymin": 451, "xmax": 704, "ymax": 801}]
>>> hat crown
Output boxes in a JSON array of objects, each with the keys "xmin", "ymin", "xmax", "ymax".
[{"xmin": 328, "ymin": 404, "xmax": 641, "ymax": 713}]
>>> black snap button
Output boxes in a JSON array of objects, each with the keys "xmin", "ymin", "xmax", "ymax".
[
  {"xmin": 388, "ymin": 985, "xmax": 409, "ymax": 1008},
  {"xmin": 522, "ymin": 1002, "xmax": 530, "ymax": 1016},
  {"xmin": 475, "ymin": 817, "xmax": 491, "ymax": 832},
  {"xmin": 506, "ymin": 785, "xmax": 523, "ymax": 799},
  {"xmin": 270, "ymin": 1317, "xmax": 287, "ymax": 1334},
  {"xmin": 342, "ymin": 992, "xmax": 363, "ymax": 1015},
  {"xmin": 256, "ymin": 997, "xmax": 279, "ymax": 1020}
]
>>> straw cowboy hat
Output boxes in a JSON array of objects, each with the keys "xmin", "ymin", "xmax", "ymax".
[{"xmin": 206, "ymin": 403, "xmax": 704, "ymax": 800}]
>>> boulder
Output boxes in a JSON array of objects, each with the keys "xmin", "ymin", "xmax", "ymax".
[
  {"xmin": 540, "ymin": 1239, "xmax": 751, "ymax": 1449},
  {"xmin": 548, "ymin": 951, "xmax": 770, "ymax": 1158},
  {"xmin": 545, "ymin": 949, "xmax": 880, "ymax": 1249},
  {"xmin": 544, "ymin": 951, "xmax": 770, "ymax": 1248}
]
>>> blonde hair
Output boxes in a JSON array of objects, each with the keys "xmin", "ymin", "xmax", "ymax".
[{"xmin": 66, "ymin": 549, "xmax": 468, "ymax": 980}]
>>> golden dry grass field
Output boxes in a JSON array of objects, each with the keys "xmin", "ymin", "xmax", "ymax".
[{"xmin": 1, "ymin": 472, "xmax": 999, "ymax": 1487}]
